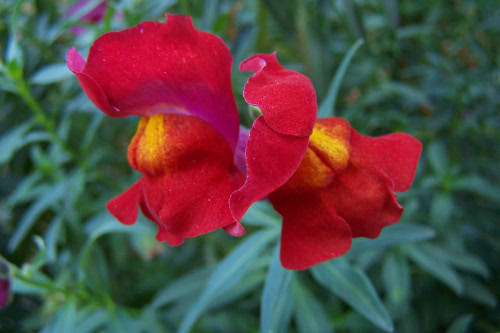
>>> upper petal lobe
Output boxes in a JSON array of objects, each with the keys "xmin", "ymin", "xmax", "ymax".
[{"xmin": 67, "ymin": 14, "xmax": 239, "ymax": 150}]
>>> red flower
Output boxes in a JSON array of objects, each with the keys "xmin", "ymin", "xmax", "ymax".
[
  {"xmin": 68, "ymin": 14, "xmax": 421, "ymax": 266},
  {"xmin": 67, "ymin": 14, "xmax": 244, "ymax": 245},
  {"xmin": 0, "ymin": 259, "xmax": 9, "ymax": 308},
  {"xmin": 233, "ymin": 53, "xmax": 422, "ymax": 270}
]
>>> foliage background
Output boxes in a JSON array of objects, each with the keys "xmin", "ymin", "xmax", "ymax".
[{"xmin": 0, "ymin": 0, "xmax": 499, "ymax": 332}]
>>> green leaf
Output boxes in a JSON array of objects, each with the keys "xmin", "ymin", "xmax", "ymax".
[
  {"xmin": 150, "ymin": 267, "xmax": 212, "ymax": 309},
  {"xmin": 210, "ymin": 260, "xmax": 267, "ymax": 310},
  {"xmin": 426, "ymin": 141, "xmax": 448, "ymax": 178},
  {"xmin": 382, "ymin": 251, "xmax": 410, "ymax": 307},
  {"xmin": 74, "ymin": 309, "xmax": 109, "ymax": 333},
  {"xmin": 422, "ymin": 244, "xmax": 490, "ymax": 278},
  {"xmin": 429, "ymin": 192, "xmax": 454, "ymax": 228},
  {"xmin": 293, "ymin": 281, "xmax": 333, "ymax": 333},
  {"xmin": 43, "ymin": 301, "xmax": 77, "ymax": 333},
  {"xmin": 8, "ymin": 181, "xmax": 66, "ymax": 252},
  {"xmin": 347, "ymin": 223, "xmax": 435, "ymax": 256},
  {"xmin": 311, "ymin": 258, "xmax": 394, "ymax": 332},
  {"xmin": 6, "ymin": 173, "xmax": 44, "ymax": 206},
  {"xmin": 5, "ymin": 0, "xmax": 24, "ymax": 79},
  {"xmin": 44, "ymin": 215, "xmax": 63, "ymax": 262},
  {"xmin": 462, "ymin": 276, "xmax": 497, "ymax": 308},
  {"xmin": 79, "ymin": 213, "xmax": 154, "ymax": 272},
  {"xmin": 454, "ymin": 175, "xmax": 500, "ymax": 202},
  {"xmin": 0, "ymin": 121, "xmax": 34, "ymax": 165},
  {"xmin": 404, "ymin": 244, "xmax": 463, "ymax": 294},
  {"xmin": 242, "ymin": 200, "xmax": 281, "ymax": 227},
  {"xmin": 318, "ymin": 39, "xmax": 365, "ymax": 118},
  {"xmin": 261, "ymin": 244, "xmax": 294, "ymax": 333},
  {"xmin": 29, "ymin": 63, "xmax": 73, "ymax": 85},
  {"xmin": 178, "ymin": 227, "xmax": 279, "ymax": 333},
  {"xmin": 381, "ymin": 81, "xmax": 432, "ymax": 107},
  {"xmin": 445, "ymin": 314, "xmax": 474, "ymax": 333}
]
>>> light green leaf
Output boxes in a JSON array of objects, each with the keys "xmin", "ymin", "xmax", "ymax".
[
  {"xmin": 242, "ymin": 200, "xmax": 281, "ymax": 227},
  {"xmin": 261, "ymin": 244, "xmax": 294, "ymax": 333},
  {"xmin": 445, "ymin": 314, "xmax": 474, "ymax": 333},
  {"xmin": 404, "ymin": 244, "xmax": 463, "ymax": 294},
  {"xmin": 311, "ymin": 258, "xmax": 393, "ymax": 332},
  {"xmin": 210, "ymin": 261, "xmax": 267, "ymax": 310},
  {"xmin": 29, "ymin": 63, "xmax": 73, "ymax": 85},
  {"xmin": 294, "ymin": 281, "xmax": 333, "ymax": 333},
  {"xmin": 347, "ymin": 222, "xmax": 435, "ymax": 256},
  {"xmin": 318, "ymin": 39, "xmax": 365, "ymax": 118},
  {"xmin": 178, "ymin": 227, "xmax": 279, "ymax": 333}
]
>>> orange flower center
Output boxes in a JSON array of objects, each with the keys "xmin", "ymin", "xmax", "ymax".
[
  {"xmin": 127, "ymin": 113, "xmax": 234, "ymax": 176},
  {"xmin": 285, "ymin": 120, "xmax": 351, "ymax": 190}
]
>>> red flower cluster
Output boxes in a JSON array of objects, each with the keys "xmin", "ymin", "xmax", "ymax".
[{"xmin": 67, "ymin": 14, "xmax": 421, "ymax": 269}]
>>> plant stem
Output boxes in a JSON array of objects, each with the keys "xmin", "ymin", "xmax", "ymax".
[{"xmin": 16, "ymin": 79, "xmax": 86, "ymax": 167}]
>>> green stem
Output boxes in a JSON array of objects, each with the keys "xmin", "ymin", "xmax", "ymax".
[{"xmin": 16, "ymin": 79, "xmax": 86, "ymax": 167}]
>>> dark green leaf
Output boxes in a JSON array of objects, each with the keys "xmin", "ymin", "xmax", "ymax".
[
  {"xmin": 150, "ymin": 267, "xmax": 212, "ymax": 309},
  {"xmin": 404, "ymin": 244, "xmax": 463, "ymax": 294},
  {"xmin": 462, "ymin": 276, "xmax": 497, "ymax": 308},
  {"xmin": 8, "ymin": 182, "xmax": 66, "ymax": 252},
  {"xmin": 454, "ymin": 175, "xmax": 500, "ymax": 202},
  {"xmin": 0, "ymin": 121, "xmax": 34, "ymax": 165},
  {"xmin": 445, "ymin": 314, "xmax": 474, "ymax": 333}
]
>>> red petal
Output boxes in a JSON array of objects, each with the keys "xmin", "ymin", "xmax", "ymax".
[
  {"xmin": 240, "ymin": 53, "xmax": 317, "ymax": 137},
  {"xmin": 350, "ymin": 130, "xmax": 422, "ymax": 192},
  {"xmin": 67, "ymin": 14, "xmax": 239, "ymax": 150},
  {"xmin": 269, "ymin": 190, "xmax": 352, "ymax": 270},
  {"xmin": 327, "ymin": 156, "xmax": 404, "ymax": 238},
  {"xmin": 67, "ymin": 47, "xmax": 116, "ymax": 115},
  {"xmin": 230, "ymin": 117, "xmax": 309, "ymax": 222},
  {"xmin": 106, "ymin": 180, "xmax": 142, "ymax": 225},
  {"xmin": 127, "ymin": 114, "xmax": 244, "ymax": 244}
]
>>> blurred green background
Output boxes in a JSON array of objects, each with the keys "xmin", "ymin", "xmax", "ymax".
[{"xmin": 0, "ymin": 0, "xmax": 499, "ymax": 332}]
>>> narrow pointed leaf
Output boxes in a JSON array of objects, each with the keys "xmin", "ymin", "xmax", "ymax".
[
  {"xmin": 405, "ymin": 244, "xmax": 463, "ymax": 294},
  {"xmin": 294, "ymin": 281, "xmax": 333, "ymax": 333},
  {"xmin": 318, "ymin": 39, "xmax": 364, "ymax": 118},
  {"xmin": 8, "ymin": 182, "xmax": 66, "ymax": 252},
  {"xmin": 445, "ymin": 314, "xmax": 474, "ymax": 333},
  {"xmin": 311, "ymin": 258, "xmax": 393, "ymax": 332},
  {"xmin": 347, "ymin": 223, "xmax": 435, "ymax": 256},
  {"xmin": 261, "ymin": 244, "xmax": 294, "ymax": 333},
  {"xmin": 178, "ymin": 227, "xmax": 279, "ymax": 333}
]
